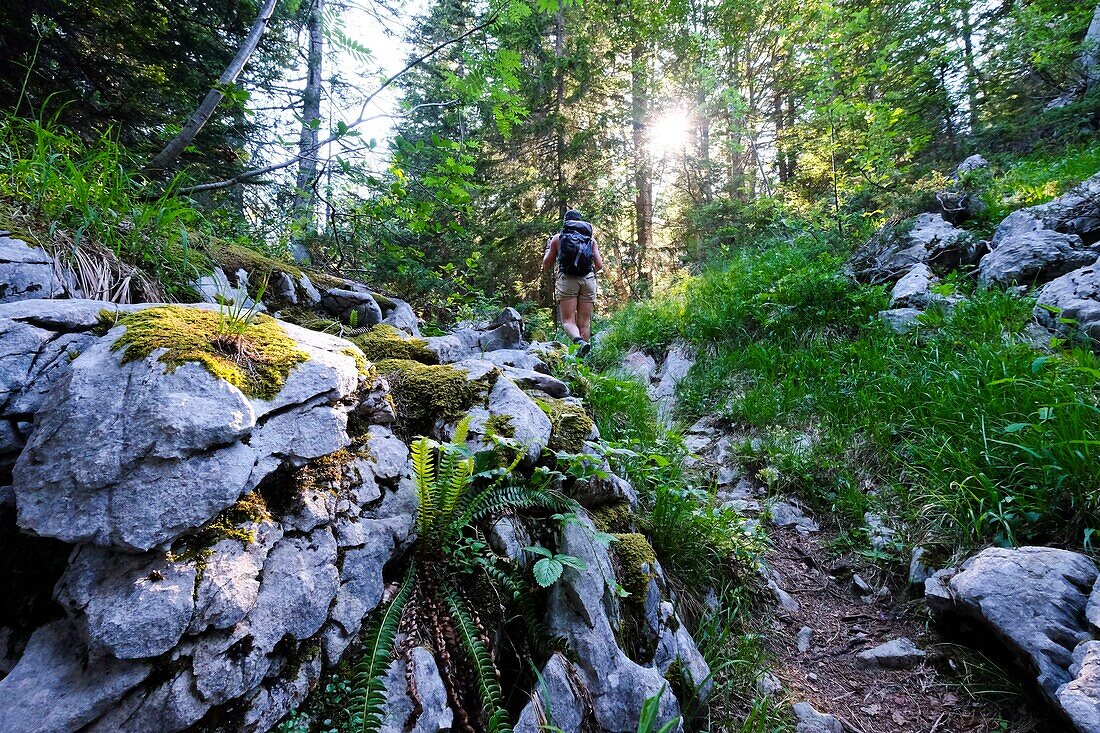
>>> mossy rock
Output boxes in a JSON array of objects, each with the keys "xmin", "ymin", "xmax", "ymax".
[
  {"xmin": 375, "ymin": 358, "xmax": 487, "ymax": 440},
  {"xmin": 200, "ymin": 241, "xmax": 301, "ymax": 283},
  {"xmin": 350, "ymin": 324, "xmax": 437, "ymax": 364},
  {"xmin": 612, "ymin": 532, "xmax": 658, "ymax": 604},
  {"xmin": 484, "ymin": 413, "xmax": 516, "ymax": 439},
  {"xmin": 105, "ymin": 305, "xmax": 309, "ymax": 400},
  {"xmin": 537, "ymin": 398, "xmax": 596, "ymax": 453},
  {"xmin": 370, "ymin": 291, "xmax": 396, "ymax": 310},
  {"xmin": 591, "ymin": 502, "xmax": 634, "ymax": 533}
]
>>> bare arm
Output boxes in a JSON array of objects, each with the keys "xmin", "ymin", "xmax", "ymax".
[
  {"xmin": 542, "ymin": 234, "xmax": 559, "ymax": 272},
  {"xmin": 592, "ymin": 239, "xmax": 604, "ymax": 273}
]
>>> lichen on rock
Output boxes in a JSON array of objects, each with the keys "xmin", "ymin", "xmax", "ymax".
[
  {"xmin": 538, "ymin": 398, "xmax": 596, "ymax": 453},
  {"xmin": 106, "ymin": 305, "xmax": 309, "ymax": 400},
  {"xmin": 350, "ymin": 324, "xmax": 437, "ymax": 364}
]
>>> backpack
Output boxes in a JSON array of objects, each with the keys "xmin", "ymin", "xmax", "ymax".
[{"xmin": 557, "ymin": 219, "xmax": 594, "ymax": 276}]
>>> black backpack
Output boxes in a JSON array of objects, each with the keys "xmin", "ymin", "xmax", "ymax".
[{"xmin": 557, "ymin": 219, "xmax": 594, "ymax": 276}]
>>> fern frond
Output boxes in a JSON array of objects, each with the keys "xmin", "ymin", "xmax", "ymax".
[
  {"xmin": 411, "ymin": 437, "xmax": 438, "ymax": 538},
  {"xmin": 454, "ymin": 485, "xmax": 578, "ymax": 534},
  {"xmin": 440, "ymin": 452, "xmax": 473, "ymax": 526},
  {"xmin": 443, "ymin": 583, "xmax": 514, "ymax": 733},
  {"xmin": 482, "ymin": 564, "xmax": 563, "ymax": 657},
  {"xmin": 350, "ymin": 567, "xmax": 416, "ymax": 733}
]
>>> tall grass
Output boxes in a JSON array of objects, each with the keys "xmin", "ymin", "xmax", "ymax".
[
  {"xmin": 981, "ymin": 139, "xmax": 1100, "ymax": 223},
  {"xmin": 596, "ymin": 239, "xmax": 1100, "ymax": 551},
  {"xmin": 0, "ymin": 114, "xmax": 206, "ymax": 298}
]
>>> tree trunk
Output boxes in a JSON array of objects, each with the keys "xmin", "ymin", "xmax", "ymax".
[
  {"xmin": 554, "ymin": 1, "xmax": 566, "ymax": 218},
  {"xmin": 960, "ymin": 1, "xmax": 981, "ymax": 129},
  {"xmin": 146, "ymin": 0, "xmax": 280, "ymax": 172},
  {"xmin": 631, "ymin": 40, "xmax": 653, "ymax": 297},
  {"xmin": 1084, "ymin": 1, "xmax": 1100, "ymax": 91},
  {"xmin": 291, "ymin": 0, "xmax": 325, "ymax": 264}
]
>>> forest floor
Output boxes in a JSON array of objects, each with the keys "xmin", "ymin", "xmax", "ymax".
[{"xmin": 763, "ymin": 521, "xmax": 1055, "ymax": 733}]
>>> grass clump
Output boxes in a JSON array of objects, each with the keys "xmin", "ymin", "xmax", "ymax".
[
  {"xmin": 537, "ymin": 398, "xmax": 596, "ymax": 453},
  {"xmin": 0, "ymin": 115, "xmax": 206, "ymax": 299},
  {"xmin": 375, "ymin": 358, "xmax": 487, "ymax": 439},
  {"xmin": 350, "ymin": 324, "xmax": 437, "ymax": 364},
  {"xmin": 107, "ymin": 305, "xmax": 309, "ymax": 400}
]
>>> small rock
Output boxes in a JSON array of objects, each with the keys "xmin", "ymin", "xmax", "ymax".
[
  {"xmin": 792, "ymin": 701, "xmax": 843, "ymax": 733},
  {"xmin": 852, "ymin": 574, "xmax": 872, "ymax": 596},
  {"xmin": 909, "ymin": 547, "xmax": 933, "ymax": 586},
  {"xmin": 769, "ymin": 501, "xmax": 820, "ymax": 534},
  {"xmin": 755, "ymin": 673, "xmax": 783, "ymax": 696},
  {"xmin": 856, "ymin": 638, "xmax": 926, "ymax": 670},
  {"xmin": 878, "ymin": 307, "xmax": 922, "ymax": 334},
  {"xmin": 797, "ymin": 626, "xmax": 813, "ymax": 653}
]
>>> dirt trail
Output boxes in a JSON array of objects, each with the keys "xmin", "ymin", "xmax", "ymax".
[{"xmin": 763, "ymin": 521, "xmax": 1052, "ymax": 733}]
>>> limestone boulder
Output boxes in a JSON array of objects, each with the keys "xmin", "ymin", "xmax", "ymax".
[
  {"xmin": 56, "ymin": 545, "xmax": 198, "ymax": 660},
  {"xmin": 651, "ymin": 342, "xmax": 694, "ymax": 427},
  {"xmin": 11, "ymin": 307, "xmax": 360, "ymax": 551},
  {"xmin": 321, "ymin": 288, "xmax": 383, "ymax": 326},
  {"xmin": 926, "ymin": 545, "xmax": 1099, "ymax": 728},
  {"xmin": 978, "ymin": 230, "xmax": 1100, "ymax": 286},
  {"xmin": 546, "ymin": 517, "xmax": 683, "ymax": 733},
  {"xmin": 0, "ymin": 619, "xmax": 152, "ymax": 733},
  {"xmin": 993, "ymin": 172, "xmax": 1100, "ymax": 247},
  {"xmin": 1035, "ymin": 260, "xmax": 1100, "ymax": 345},
  {"xmin": 0, "ymin": 235, "xmax": 66, "ymax": 303},
  {"xmin": 851, "ymin": 213, "xmax": 980, "ymax": 285}
]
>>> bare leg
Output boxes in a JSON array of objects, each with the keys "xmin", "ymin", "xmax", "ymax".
[
  {"xmin": 577, "ymin": 299, "xmax": 594, "ymax": 341},
  {"xmin": 559, "ymin": 298, "xmax": 581, "ymax": 340}
]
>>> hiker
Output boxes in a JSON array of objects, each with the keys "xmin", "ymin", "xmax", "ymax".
[{"xmin": 542, "ymin": 208, "xmax": 603, "ymax": 355}]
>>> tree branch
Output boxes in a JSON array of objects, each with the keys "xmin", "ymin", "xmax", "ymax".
[{"xmin": 170, "ymin": 9, "xmax": 500, "ymax": 197}]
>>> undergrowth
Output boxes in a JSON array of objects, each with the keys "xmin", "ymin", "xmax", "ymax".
[
  {"xmin": 594, "ymin": 237, "xmax": 1100, "ymax": 554},
  {"xmin": 0, "ymin": 114, "xmax": 206, "ymax": 298}
]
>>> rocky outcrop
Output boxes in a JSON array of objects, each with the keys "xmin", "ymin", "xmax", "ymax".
[
  {"xmin": 1034, "ymin": 260, "xmax": 1100, "ymax": 344},
  {"xmin": 978, "ymin": 172, "xmax": 1100, "ymax": 287},
  {"xmin": 936, "ymin": 155, "xmax": 990, "ymax": 224},
  {"xmin": 12, "ymin": 309, "xmax": 359, "ymax": 551},
  {"xmin": 851, "ymin": 213, "xmax": 981, "ymax": 285},
  {"xmin": 978, "ymin": 230, "xmax": 1100, "ymax": 286},
  {"xmin": 0, "ymin": 235, "xmax": 67, "ymax": 303},
  {"xmin": 926, "ymin": 546, "xmax": 1100, "ymax": 732},
  {"xmin": 424, "ymin": 307, "xmax": 527, "ymax": 362},
  {"xmin": 0, "ymin": 298, "xmax": 708, "ymax": 733}
]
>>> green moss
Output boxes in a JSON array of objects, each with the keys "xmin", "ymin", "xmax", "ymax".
[
  {"xmin": 612, "ymin": 533, "xmax": 658, "ymax": 602},
  {"xmin": 537, "ymin": 398, "xmax": 596, "ymax": 453},
  {"xmin": 591, "ymin": 503, "xmax": 634, "ymax": 533},
  {"xmin": 375, "ymin": 358, "xmax": 486, "ymax": 439},
  {"xmin": 342, "ymin": 347, "xmax": 370, "ymax": 378},
  {"xmin": 370, "ymin": 291, "xmax": 396, "ymax": 310},
  {"xmin": 350, "ymin": 324, "xmax": 437, "ymax": 364},
  {"xmin": 171, "ymin": 491, "xmax": 272, "ymax": 574},
  {"xmin": 201, "ymin": 241, "xmax": 302, "ymax": 282},
  {"xmin": 612, "ymin": 532, "xmax": 660, "ymax": 663},
  {"xmin": 306, "ymin": 270, "xmax": 346, "ymax": 292},
  {"xmin": 484, "ymin": 413, "xmax": 516, "ymax": 439},
  {"xmin": 108, "ymin": 306, "xmax": 309, "ymax": 400}
]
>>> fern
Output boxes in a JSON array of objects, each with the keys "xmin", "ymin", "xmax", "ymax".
[
  {"xmin": 350, "ymin": 568, "xmax": 416, "ymax": 733},
  {"xmin": 482, "ymin": 564, "xmax": 563, "ymax": 657},
  {"xmin": 411, "ymin": 437, "xmax": 437, "ymax": 538},
  {"xmin": 443, "ymin": 583, "xmax": 514, "ymax": 733}
]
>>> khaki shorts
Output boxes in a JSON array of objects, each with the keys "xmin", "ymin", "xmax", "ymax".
[{"xmin": 555, "ymin": 271, "xmax": 597, "ymax": 303}]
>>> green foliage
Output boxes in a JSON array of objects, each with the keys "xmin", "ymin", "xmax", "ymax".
[
  {"xmin": 981, "ymin": 139, "xmax": 1100, "ymax": 223},
  {"xmin": 636, "ymin": 686, "xmax": 680, "ymax": 733},
  {"xmin": 601, "ymin": 234, "xmax": 1100, "ymax": 550},
  {"xmin": 0, "ymin": 115, "xmax": 206, "ymax": 298},
  {"xmin": 349, "ymin": 569, "xmax": 415, "ymax": 733},
  {"xmin": 523, "ymin": 545, "xmax": 588, "ymax": 587}
]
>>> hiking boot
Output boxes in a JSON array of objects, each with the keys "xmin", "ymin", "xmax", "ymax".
[{"xmin": 578, "ymin": 340, "xmax": 591, "ymax": 358}]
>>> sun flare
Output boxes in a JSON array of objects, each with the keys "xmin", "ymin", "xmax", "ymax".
[{"xmin": 647, "ymin": 109, "xmax": 691, "ymax": 156}]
